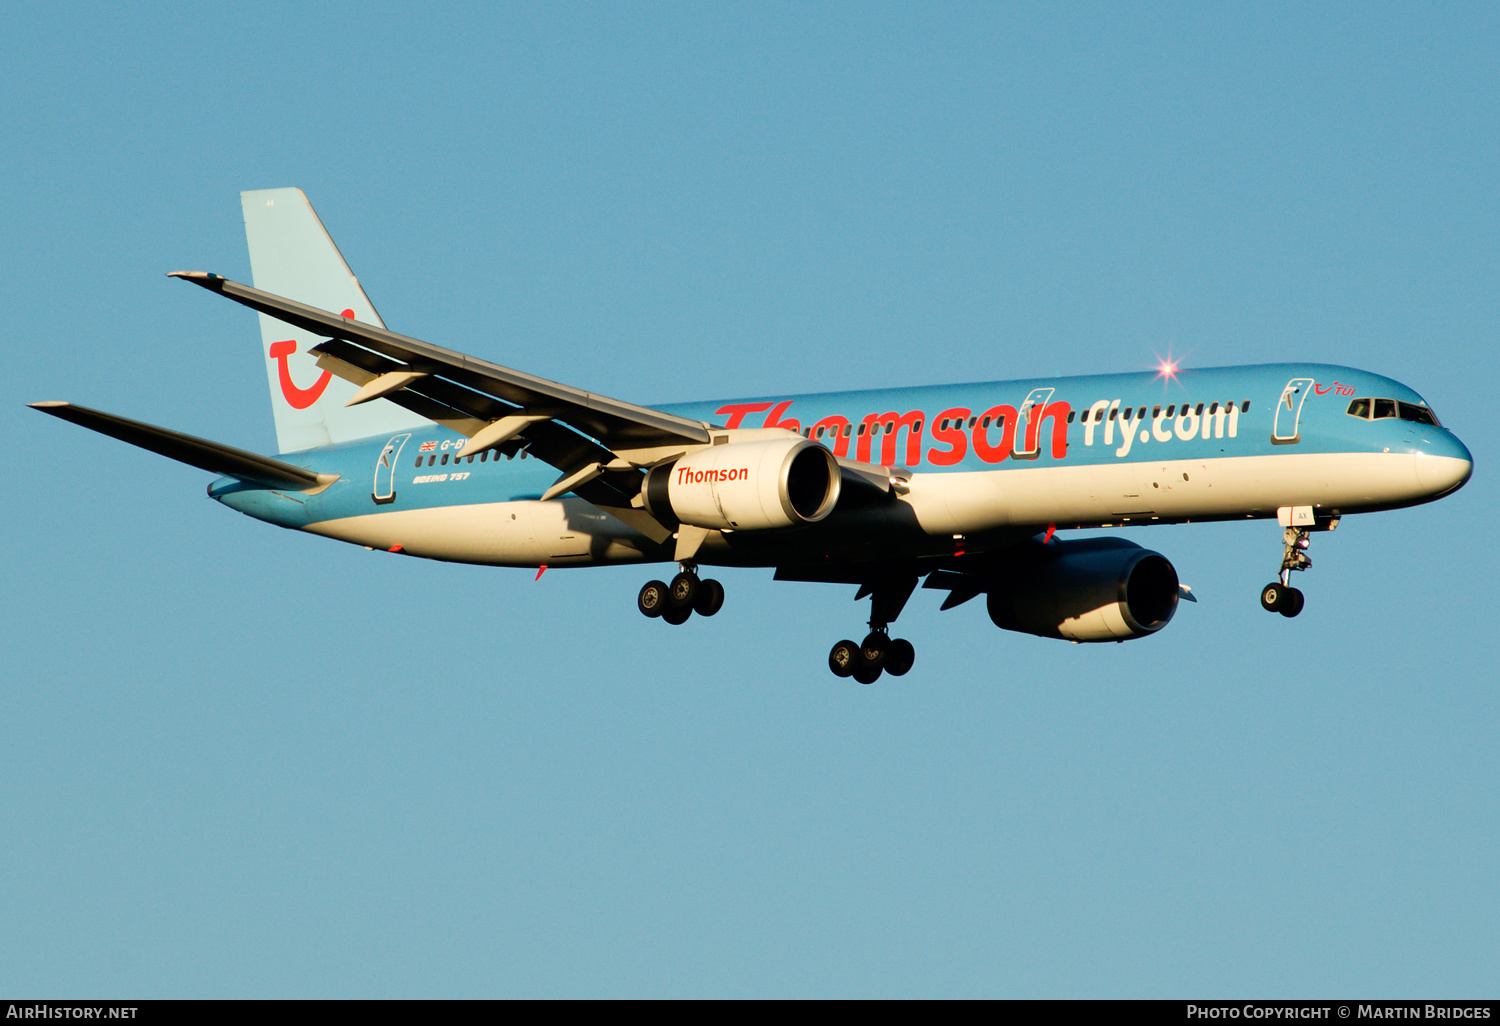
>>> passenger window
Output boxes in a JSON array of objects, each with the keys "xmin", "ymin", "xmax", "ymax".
[
  {"xmin": 1066, "ymin": 411, "xmax": 1075, "ymax": 423},
  {"xmin": 1165, "ymin": 405, "xmax": 1174, "ymax": 417},
  {"xmin": 427, "ymin": 455, "xmax": 437, "ymax": 467},
  {"xmin": 843, "ymin": 424, "xmax": 852, "ymax": 437},
  {"xmin": 1374, "ymin": 399, "xmax": 1398, "ymax": 419},
  {"xmin": 440, "ymin": 453, "xmax": 449, "ymax": 465},
  {"xmin": 1347, "ymin": 398, "xmax": 1371, "ymax": 419},
  {"xmin": 414, "ymin": 456, "xmax": 423, "ymax": 468},
  {"xmin": 1240, "ymin": 401, "xmax": 1250, "ymax": 413},
  {"xmin": 1195, "ymin": 403, "xmax": 1204, "ymax": 416}
]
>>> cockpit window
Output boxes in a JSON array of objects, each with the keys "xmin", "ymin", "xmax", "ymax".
[
  {"xmin": 1347, "ymin": 396, "xmax": 1442, "ymax": 427},
  {"xmin": 1398, "ymin": 402, "xmax": 1439, "ymax": 426}
]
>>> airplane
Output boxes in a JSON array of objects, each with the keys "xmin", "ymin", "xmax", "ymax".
[{"xmin": 31, "ymin": 188, "xmax": 1474, "ymax": 683}]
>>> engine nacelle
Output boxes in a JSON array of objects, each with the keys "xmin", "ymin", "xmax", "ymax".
[
  {"xmin": 643, "ymin": 437, "xmax": 840, "ymax": 532},
  {"xmin": 987, "ymin": 538, "xmax": 1180, "ymax": 642}
]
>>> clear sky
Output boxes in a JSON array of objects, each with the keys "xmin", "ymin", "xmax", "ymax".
[{"xmin": 2, "ymin": 2, "xmax": 1496, "ymax": 998}]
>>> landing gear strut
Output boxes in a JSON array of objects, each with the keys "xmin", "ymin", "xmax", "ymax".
[
  {"xmin": 829, "ymin": 574, "xmax": 917, "ymax": 683},
  {"xmin": 638, "ymin": 564, "xmax": 724, "ymax": 626},
  {"xmin": 1260, "ymin": 525, "xmax": 1312, "ymax": 618}
]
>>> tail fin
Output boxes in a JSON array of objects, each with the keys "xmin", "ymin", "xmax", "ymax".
[{"xmin": 242, "ymin": 187, "xmax": 425, "ymax": 452}]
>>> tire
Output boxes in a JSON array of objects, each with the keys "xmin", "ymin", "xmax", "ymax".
[
  {"xmin": 1280, "ymin": 587, "xmax": 1305, "ymax": 618},
  {"xmin": 853, "ymin": 661, "xmax": 883, "ymax": 685},
  {"xmin": 662, "ymin": 603, "xmax": 691, "ymax": 625},
  {"xmin": 693, "ymin": 579, "xmax": 725, "ymax": 617},
  {"xmin": 669, "ymin": 572, "xmax": 698, "ymax": 609},
  {"xmin": 860, "ymin": 632, "xmax": 889, "ymax": 667},
  {"xmin": 829, "ymin": 640, "xmax": 859, "ymax": 678},
  {"xmin": 1260, "ymin": 582, "xmax": 1285, "ymax": 612},
  {"xmin": 638, "ymin": 580, "xmax": 669, "ymax": 618},
  {"xmin": 884, "ymin": 638, "xmax": 915, "ymax": 677}
]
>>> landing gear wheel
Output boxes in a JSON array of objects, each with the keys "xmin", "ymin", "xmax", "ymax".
[
  {"xmin": 693, "ymin": 579, "xmax": 725, "ymax": 617},
  {"xmin": 1279, "ymin": 587, "xmax": 1305, "ymax": 618},
  {"xmin": 860, "ymin": 632, "xmax": 889, "ymax": 667},
  {"xmin": 669, "ymin": 572, "xmax": 698, "ymax": 610},
  {"xmin": 638, "ymin": 580, "xmax": 669, "ymax": 618},
  {"xmin": 662, "ymin": 603, "xmax": 691, "ymax": 625},
  {"xmin": 1260, "ymin": 582, "xmax": 1287, "ymax": 612},
  {"xmin": 853, "ymin": 660, "xmax": 883, "ymax": 685},
  {"xmin": 884, "ymin": 638, "xmax": 915, "ymax": 677},
  {"xmin": 829, "ymin": 640, "xmax": 859, "ymax": 678}
]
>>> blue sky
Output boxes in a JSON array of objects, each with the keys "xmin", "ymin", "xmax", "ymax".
[{"xmin": 2, "ymin": 3, "xmax": 1496, "ymax": 997}]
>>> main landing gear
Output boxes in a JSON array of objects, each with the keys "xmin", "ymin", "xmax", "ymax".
[
  {"xmin": 828, "ymin": 574, "xmax": 918, "ymax": 684},
  {"xmin": 638, "ymin": 565, "xmax": 724, "ymax": 626},
  {"xmin": 1260, "ymin": 525, "xmax": 1312, "ymax": 618},
  {"xmin": 829, "ymin": 632, "xmax": 915, "ymax": 684}
]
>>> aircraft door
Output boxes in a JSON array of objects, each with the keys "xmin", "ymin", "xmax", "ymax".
[
  {"xmin": 1271, "ymin": 378, "xmax": 1315, "ymax": 445},
  {"xmin": 372, "ymin": 433, "xmax": 411, "ymax": 504},
  {"xmin": 1012, "ymin": 387, "xmax": 1056, "ymax": 458}
]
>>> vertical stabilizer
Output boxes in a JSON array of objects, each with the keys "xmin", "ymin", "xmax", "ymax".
[{"xmin": 242, "ymin": 188, "xmax": 426, "ymax": 452}]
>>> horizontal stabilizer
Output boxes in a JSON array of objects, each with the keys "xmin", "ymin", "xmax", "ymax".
[{"xmin": 28, "ymin": 402, "xmax": 337, "ymax": 492}]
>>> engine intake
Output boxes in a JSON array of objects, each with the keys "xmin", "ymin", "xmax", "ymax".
[
  {"xmin": 986, "ymin": 537, "xmax": 1180, "ymax": 642},
  {"xmin": 644, "ymin": 437, "xmax": 840, "ymax": 532}
]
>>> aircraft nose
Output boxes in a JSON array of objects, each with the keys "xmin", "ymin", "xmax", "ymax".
[{"xmin": 1414, "ymin": 433, "xmax": 1473, "ymax": 497}]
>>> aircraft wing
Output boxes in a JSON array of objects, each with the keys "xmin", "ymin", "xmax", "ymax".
[
  {"xmin": 28, "ymin": 401, "xmax": 338, "ymax": 492},
  {"xmin": 171, "ymin": 271, "xmax": 718, "ymax": 543},
  {"xmin": 170, "ymin": 271, "xmax": 711, "ymax": 452},
  {"xmin": 171, "ymin": 271, "xmax": 904, "ymax": 546}
]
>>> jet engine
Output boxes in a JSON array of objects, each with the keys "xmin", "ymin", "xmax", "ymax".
[
  {"xmin": 643, "ymin": 437, "xmax": 840, "ymax": 532},
  {"xmin": 986, "ymin": 537, "xmax": 1180, "ymax": 642}
]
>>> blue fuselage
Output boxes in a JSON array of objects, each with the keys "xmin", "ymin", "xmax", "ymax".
[{"xmin": 210, "ymin": 362, "xmax": 1472, "ymax": 568}]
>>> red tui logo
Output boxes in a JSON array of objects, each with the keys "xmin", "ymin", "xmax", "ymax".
[{"xmin": 266, "ymin": 309, "xmax": 355, "ymax": 409}]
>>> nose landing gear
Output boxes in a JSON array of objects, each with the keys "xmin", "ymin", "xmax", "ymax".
[
  {"xmin": 1260, "ymin": 526, "xmax": 1311, "ymax": 617},
  {"xmin": 638, "ymin": 565, "xmax": 725, "ymax": 626},
  {"xmin": 1260, "ymin": 512, "xmax": 1338, "ymax": 617}
]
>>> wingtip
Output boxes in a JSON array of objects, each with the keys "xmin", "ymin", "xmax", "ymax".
[
  {"xmin": 167, "ymin": 270, "xmax": 226, "ymax": 287},
  {"xmin": 28, "ymin": 401, "xmax": 69, "ymax": 410}
]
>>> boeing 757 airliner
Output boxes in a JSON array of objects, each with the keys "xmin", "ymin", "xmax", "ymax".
[{"xmin": 32, "ymin": 189, "xmax": 1473, "ymax": 682}]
